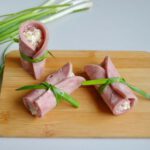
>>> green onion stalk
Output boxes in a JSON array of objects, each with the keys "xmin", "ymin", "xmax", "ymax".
[
  {"xmin": 0, "ymin": 0, "xmax": 93, "ymax": 78},
  {"xmin": 82, "ymin": 77, "xmax": 150, "ymax": 100},
  {"xmin": 16, "ymin": 82, "xmax": 80, "ymax": 108}
]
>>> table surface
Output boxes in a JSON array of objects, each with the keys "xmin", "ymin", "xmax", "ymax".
[{"xmin": 0, "ymin": 0, "xmax": 150, "ymax": 149}]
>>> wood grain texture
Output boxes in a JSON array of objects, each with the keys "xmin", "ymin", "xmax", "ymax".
[{"xmin": 0, "ymin": 50, "xmax": 150, "ymax": 138}]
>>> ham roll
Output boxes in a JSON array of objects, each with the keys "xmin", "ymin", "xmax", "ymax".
[
  {"xmin": 19, "ymin": 20, "xmax": 49, "ymax": 79},
  {"xmin": 23, "ymin": 63, "xmax": 85, "ymax": 117},
  {"xmin": 84, "ymin": 56, "xmax": 137, "ymax": 115}
]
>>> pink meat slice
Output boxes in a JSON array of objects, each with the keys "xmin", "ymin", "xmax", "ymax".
[
  {"xmin": 103, "ymin": 56, "xmax": 137, "ymax": 102},
  {"xmin": 23, "ymin": 63, "xmax": 74, "ymax": 113},
  {"xmin": 19, "ymin": 20, "xmax": 49, "ymax": 79},
  {"xmin": 84, "ymin": 57, "xmax": 137, "ymax": 115},
  {"xmin": 34, "ymin": 76, "xmax": 85, "ymax": 117},
  {"xmin": 23, "ymin": 63, "xmax": 85, "ymax": 117}
]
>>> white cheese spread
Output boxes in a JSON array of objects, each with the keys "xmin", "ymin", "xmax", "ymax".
[
  {"xmin": 23, "ymin": 27, "xmax": 42, "ymax": 50},
  {"xmin": 28, "ymin": 103, "xmax": 38, "ymax": 115},
  {"xmin": 116, "ymin": 101, "xmax": 130, "ymax": 113}
]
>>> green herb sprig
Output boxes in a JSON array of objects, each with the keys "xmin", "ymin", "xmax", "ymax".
[
  {"xmin": 16, "ymin": 82, "xmax": 80, "ymax": 108},
  {"xmin": 82, "ymin": 77, "xmax": 150, "ymax": 99}
]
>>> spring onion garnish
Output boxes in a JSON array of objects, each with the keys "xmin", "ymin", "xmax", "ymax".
[
  {"xmin": 16, "ymin": 82, "xmax": 80, "ymax": 107},
  {"xmin": 20, "ymin": 50, "xmax": 54, "ymax": 63},
  {"xmin": 82, "ymin": 77, "xmax": 150, "ymax": 99}
]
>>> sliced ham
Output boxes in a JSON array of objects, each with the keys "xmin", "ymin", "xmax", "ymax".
[
  {"xmin": 84, "ymin": 56, "xmax": 137, "ymax": 115},
  {"xmin": 23, "ymin": 63, "xmax": 85, "ymax": 117},
  {"xmin": 23, "ymin": 63, "xmax": 73, "ymax": 111},
  {"xmin": 34, "ymin": 76, "xmax": 85, "ymax": 117},
  {"xmin": 19, "ymin": 20, "xmax": 49, "ymax": 79}
]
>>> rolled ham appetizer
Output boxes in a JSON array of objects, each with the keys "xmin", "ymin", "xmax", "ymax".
[
  {"xmin": 84, "ymin": 56, "xmax": 137, "ymax": 115},
  {"xmin": 19, "ymin": 20, "xmax": 49, "ymax": 79},
  {"xmin": 23, "ymin": 63, "xmax": 85, "ymax": 117}
]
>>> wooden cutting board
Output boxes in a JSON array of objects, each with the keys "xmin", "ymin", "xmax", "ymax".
[{"xmin": 0, "ymin": 50, "xmax": 150, "ymax": 138}]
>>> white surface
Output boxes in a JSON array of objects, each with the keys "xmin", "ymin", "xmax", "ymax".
[{"xmin": 0, "ymin": 0, "xmax": 150, "ymax": 149}]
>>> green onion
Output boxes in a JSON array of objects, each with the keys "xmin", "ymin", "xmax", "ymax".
[
  {"xmin": 0, "ymin": 30, "xmax": 19, "ymax": 43},
  {"xmin": 20, "ymin": 51, "xmax": 51, "ymax": 63},
  {"xmin": 0, "ymin": 9, "xmax": 58, "ymax": 40},
  {"xmin": 82, "ymin": 77, "xmax": 150, "ymax": 99},
  {"xmin": 41, "ymin": 1, "xmax": 93, "ymax": 23},
  {"xmin": 0, "ymin": 42, "xmax": 14, "ymax": 75},
  {"xmin": 0, "ymin": 5, "xmax": 70, "ymax": 18},
  {"xmin": 124, "ymin": 82, "xmax": 150, "ymax": 99},
  {"xmin": 82, "ymin": 78, "xmax": 109, "ymax": 85},
  {"xmin": 0, "ymin": 5, "xmax": 70, "ymax": 36},
  {"xmin": 0, "ymin": 42, "xmax": 14, "ymax": 89},
  {"xmin": 16, "ymin": 82, "xmax": 80, "ymax": 108}
]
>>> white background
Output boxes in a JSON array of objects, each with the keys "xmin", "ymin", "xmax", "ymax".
[{"xmin": 0, "ymin": 0, "xmax": 150, "ymax": 149}]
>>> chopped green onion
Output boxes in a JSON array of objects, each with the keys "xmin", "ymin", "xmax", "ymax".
[{"xmin": 16, "ymin": 82, "xmax": 80, "ymax": 107}]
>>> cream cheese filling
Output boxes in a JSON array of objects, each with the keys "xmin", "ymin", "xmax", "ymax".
[
  {"xmin": 23, "ymin": 27, "xmax": 42, "ymax": 50},
  {"xmin": 116, "ymin": 101, "xmax": 130, "ymax": 113},
  {"xmin": 28, "ymin": 103, "xmax": 38, "ymax": 115}
]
